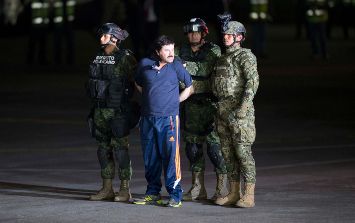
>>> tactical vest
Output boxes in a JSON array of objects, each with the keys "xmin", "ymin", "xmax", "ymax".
[
  {"xmin": 249, "ymin": 0, "xmax": 268, "ymax": 21},
  {"xmin": 31, "ymin": 0, "xmax": 49, "ymax": 27},
  {"xmin": 88, "ymin": 49, "xmax": 130, "ymax": 109},
  {"xmin": 306, "ymin": 0, "xmax": 328, "ymax": 23},
  {"xmin": 213, "ymin": 48, "xmax": 253, "ymax": 100},
  {"xmin": 52, "ymin": 0, "xmax": 75, "ymax": 24}
]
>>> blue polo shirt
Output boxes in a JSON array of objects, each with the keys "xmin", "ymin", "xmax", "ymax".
[{"xmin": 135, "ymin": 57, "xmax": 192, "ymax": 116}]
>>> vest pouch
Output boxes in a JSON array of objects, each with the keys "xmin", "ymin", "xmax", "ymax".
[
  {"xmin": 102, "ymin": 65, "xmax": 115, "ymax": 77},
  {"xmin": 96, "ymin": 80, "xmax": 110, "ymax": 99},
  {"xmin": 184, "ymin": 99, "xmax": 214, "ymax": 135},
  {"xmin": 107, "ymin": 79, "xmax": 124, "ymax": 108},
  {"xmin": 110, "ymin": 114, "xmax": 130, "ymax": 138}
]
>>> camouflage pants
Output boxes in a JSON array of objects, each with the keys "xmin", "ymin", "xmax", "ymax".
[
  {"xmin": 215, "ymin": 107, "xmax": 256, "ymax": 183},
  {"xmin": 183, "ymin": 98, "xmax": 227, "ymax": 174},
  {"xmin": 93, "ymin": 108, "xmax": 132, "ymax": 180}
]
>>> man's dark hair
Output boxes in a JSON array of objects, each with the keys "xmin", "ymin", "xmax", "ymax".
[{"xmin": 153, "ymin": 35, "xmax": 175, "ymax": 52}]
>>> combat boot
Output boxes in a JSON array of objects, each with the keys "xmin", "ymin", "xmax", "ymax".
[
  {"xmin": 183, "ymin": 171, "xmax": 207, "ymax": 201},
  {"xmin": 236, "ymin": 183, "xmax": 255, "ymax": 208},
  {"xmin": 215, "ymin": 181, "xmax": 240, "ymax": 205},
  {"xmin": 89, "ymin": 179, "xmax": 115, "ymax": 201},
  {"xmin": 210, "ymin": 173, "xmax": 228, "ymax": 201},
  {"xmin": 114, "ymin": 180, "xmax": 132, "ymax": 202}
]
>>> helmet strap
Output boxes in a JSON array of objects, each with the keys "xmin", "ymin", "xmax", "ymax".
[
  {"xmin": 233, "ymin": 35, "xmax": 241, "ymax": 44},
  {"xmin": 225, "ymin": 35, "xmax": 241, "ymax": 48},
  {"xmin": 190, "ymin": 41, "xmax": 201, "ymax": 47},
  {"xmin": 189, "ymin": 36, "xmax": 204, "ymax": 48},
  {"xmin": 100, "ymin": 36, "xmax": 118, "ymax": 48},
  {"xmin": 108, "ymin": 37, "xmax": 118, "ymax": 46},
  {"xmin": 102, "ymin": 44, "xmax": 118, "ymax": 55}
]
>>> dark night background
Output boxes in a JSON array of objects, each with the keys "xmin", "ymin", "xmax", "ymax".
[{"xmin": 0, "ymin": 0, "xmax": 355, "ymax": 222}]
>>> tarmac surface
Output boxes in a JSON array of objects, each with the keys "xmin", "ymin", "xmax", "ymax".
[{"xmin": 1, "ymin": 25, "xmax": 355, "ymax": 222}]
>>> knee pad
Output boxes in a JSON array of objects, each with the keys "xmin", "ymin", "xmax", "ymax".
[
  {"xmin": 185, "ymin": 143, "xmax": 203, "ymax": 163},
  {"xmin": 207, "ymin": 143, "xmax": 225, "ymax": 169}
]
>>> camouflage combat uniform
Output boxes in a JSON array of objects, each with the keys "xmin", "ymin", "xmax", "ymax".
[
  {"xmin": 177, "ymin": 42, "xmax": 227, "ymax": 174},
  {"xmin": 176, "ymin": 40, "xmax": 228, "ymax": 201},
  {"xmin": 212, "ymin": 44, "xmax": 259, "ymax": 184},
  {"xmin": 88, "ymin": 48, "xmax": 137, "ymax": 181},
  {"xmin": 211, "ymin": 16, "xmax": 259, "ymax": 207}
]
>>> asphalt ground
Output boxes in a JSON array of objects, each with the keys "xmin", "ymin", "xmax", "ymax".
[{"xmin": 0, "ymin": 25, "xmax": 355, "ymax": 222}]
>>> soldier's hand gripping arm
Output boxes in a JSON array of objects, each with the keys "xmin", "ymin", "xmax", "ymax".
[{"xmin": 185, "ymin": 45, "xmax": 221, "ymax": 94}]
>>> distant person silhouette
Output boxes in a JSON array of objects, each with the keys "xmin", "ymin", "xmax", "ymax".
[
  {"xmin": 295, "ymin": 0, "xmax": 308, "ymax": 40},
  {"xmin": 27, "ymin": 0, "xmax": 50, "ymax": 65},
  {"xmin": 49, "ymin": 0, "xmax": 76, "ymax": 65},
  {"xmin": 340, "ymin": 0, "xmax": 355, "ymax": 39},
  {"xmin": 248, "ymin": 0, "xmax": 270, "ymax": 59},
  {"xmin": 305, "ymin": 0, "xmax": 329, "ymax": 60}
]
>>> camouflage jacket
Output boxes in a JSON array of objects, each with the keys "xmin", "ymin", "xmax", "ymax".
[
  {"xmin": 175, "ymin": 41, "xmax": 221, "ymax": 95},
  {"xmin": 212, "ymin": 45, "xmax": 259, "ymax": 117}
]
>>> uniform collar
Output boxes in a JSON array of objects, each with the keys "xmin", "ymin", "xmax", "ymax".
[{"xmin": 226, "ymin": 44, "xmax": 241, "ymax": 53}]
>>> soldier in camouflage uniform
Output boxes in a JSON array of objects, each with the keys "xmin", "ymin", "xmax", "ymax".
[
  {"xmin": 175, "ymin": 18, "xmax": 228, "ymax": 201},
  {"xmin": 211, "ymin": 14, "xmax": 259, "ymax": 208},
  {"xmin": 87, "ymin": 23, "xmax": 137, "ymax": 202}
]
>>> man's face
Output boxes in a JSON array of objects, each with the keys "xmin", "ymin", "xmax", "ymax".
[
  {"xmin": 223, "ymin": 34, "xmax": 235, "ymax": 47},
  {"xmin": 187, "ymin": 32, "xmax": 202, "ymax": 45},
  {"xmin": 157, "ymin": 44, "xmax": 175, "ymax": 63},
  {"xmin": 223, "ymin": 33, "xmax": 243, "ymax": 47}
]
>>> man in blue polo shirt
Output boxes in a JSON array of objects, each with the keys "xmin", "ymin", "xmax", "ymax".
[{"xmin": 134, "ymin": 35, "xmax": 193, "ymax": 207}]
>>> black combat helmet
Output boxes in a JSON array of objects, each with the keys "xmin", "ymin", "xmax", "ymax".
[
  {"xmin": 183, "ymin": 18, "xmax": 209, "ymax": 35},
  {"xmin": 97, "ymin": 23, "xmax": 129, "ymax": 41}
]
